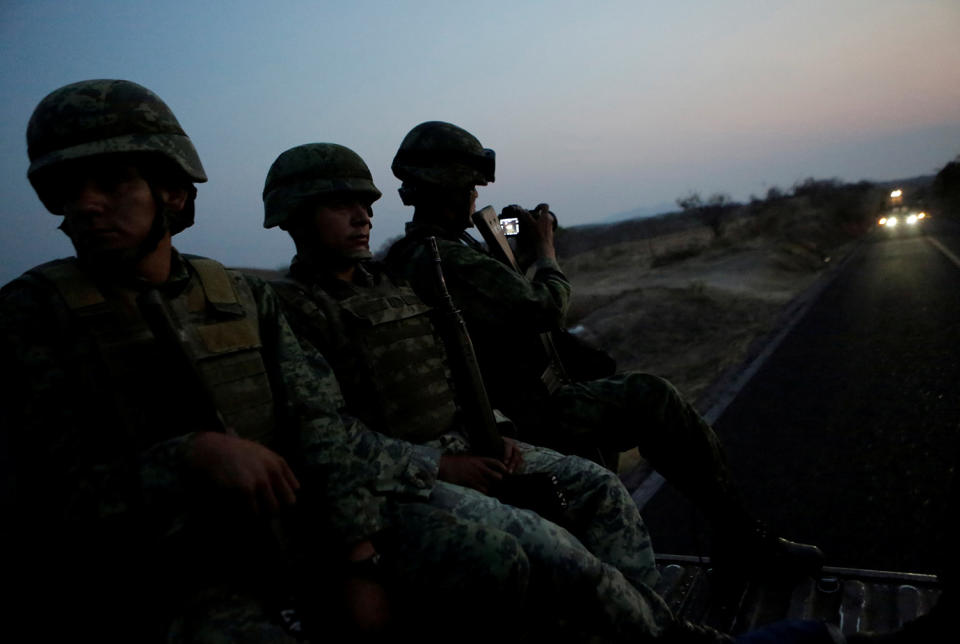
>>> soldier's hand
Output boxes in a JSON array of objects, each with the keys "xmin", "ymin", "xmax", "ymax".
[
  {"xmin": 502, "ymin": 437, "xmax": 524, "ymax": 474},
  {"xmin": 187, "ymin": 431, "xmax": 300, "ymax": 516},
  {"xmin": 516, "ymin": 203, "xmax": 557, "ymax": 261},
  {"xmin": 438, "ymin": 454, "xmax": 508, "ymax": 494}
]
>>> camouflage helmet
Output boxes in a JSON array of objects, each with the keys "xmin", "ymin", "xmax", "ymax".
[
  {"xmin": 391, "ymin": 121, "xmax": 495, "ymax": 189},
  {"xmin": 263, "ymin": 143, "xmax": 382, "ymax": 229},
  {"xmin": 27, "ymin": 80, "xmax": 207, "ymax": 214}
]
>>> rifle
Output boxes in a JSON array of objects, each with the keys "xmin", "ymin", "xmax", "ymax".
[
  {"xmin": 427, "ymin": 236, "xmax": 568, "ymax": 521},
  {"xmin": 426, "ymin": 236, "xmax": 504, "ymax": 459}
]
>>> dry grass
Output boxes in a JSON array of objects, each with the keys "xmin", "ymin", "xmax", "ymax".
[
  {"xmin": 559, "ymin": 209, "xmax": 859, "ymax": 474},
  {"xmin": 563, "ymin": 216, "xmax": 848, "ymax": 404}
]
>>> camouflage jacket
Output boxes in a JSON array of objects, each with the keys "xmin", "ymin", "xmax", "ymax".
[
  {"xmin": 0, "ymin": 251, "xmax": 410, "ymax": 561},
  {"xmin": 387, "ymin": 220, "xmax": 571, "ymax": 331},
  {"xmin": 385, "ymin": 219, "xmax": 572, "ymax": 410},
  {"xmin": 273, "ymin": 257, "xmax": 478, "ymax": 460}
]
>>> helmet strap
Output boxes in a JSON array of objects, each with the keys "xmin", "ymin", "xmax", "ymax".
[{"xmin": 72, "ymin": 183, "xmax": 172, "ymax": 279}]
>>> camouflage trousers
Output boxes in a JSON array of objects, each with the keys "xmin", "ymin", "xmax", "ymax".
[
  {"xmin": 163, "ymin": 446, "xmax": 729, "ymax": 643},
  {"xmin": 164, "ymin": 501, "xmax": 532, "ymax": 643},
  {"xmin": 424, "ymin": 444, "xmax": 686, "ymax": 641},
  {"xmin": 532, "ymin": 372, "xmax": 742, "ymax": 525}
]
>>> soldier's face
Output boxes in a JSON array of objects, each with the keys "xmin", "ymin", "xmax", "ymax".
[
  {"xmin": 308, "ymin": 194, "xmax": 373, "ymax": 258},
  {"xmin": 58, "ymin": 158, "xmax": 172, "ymax": 257}
]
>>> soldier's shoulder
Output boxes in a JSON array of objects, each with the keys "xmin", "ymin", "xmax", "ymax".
[
  {"xmin": 0, "ymin": 259, "xmax": 76, "ymax": 334},
  {"xmin": 0, "ymin": 258, "xmax": 75, "ymax": 303},
  {"xmin": 230, "ymin": 267, "xmax": 269, "ymax": 291}
]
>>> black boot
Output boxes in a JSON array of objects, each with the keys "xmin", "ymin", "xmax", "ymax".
[{"xmin": 711, "ymin": 520, "xmax": 824, "ymax": 582}]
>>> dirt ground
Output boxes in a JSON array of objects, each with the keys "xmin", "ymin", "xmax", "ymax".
[{"xmin": 559, "ymin": 228, "xmax": 850, "ymax": 474}]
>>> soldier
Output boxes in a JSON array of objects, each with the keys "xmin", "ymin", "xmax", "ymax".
[
  {"xmin": 0, "ymin": 81, "xmax": 529, "ymax": 643},
  {"xmin": 261, "ymin": 142, "xmax": 843, "ymax": 643},
  {"xmin": 383, "ymin": 120, "xmax": 824, "ymax": 581}
]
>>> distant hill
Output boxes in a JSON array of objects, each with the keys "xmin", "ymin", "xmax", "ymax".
[
  {"xmin": 557, "ymin": 174, "xmax": 938, "ymax": 259},
  {"xmin": 557, "ymin": 208, "xmax": 701, "ymax": 258},
  {"xmin": 874, "ymin": 174, "xmax": 934, "ymax": 191},
  {"xmin": 601, "ymin": 201, "xmax": 677, "ymax": 223}
]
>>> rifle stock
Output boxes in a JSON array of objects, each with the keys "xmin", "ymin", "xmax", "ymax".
[{"xmin": 471, "ymin": 205, "xmax": 521, "ymax": 272}]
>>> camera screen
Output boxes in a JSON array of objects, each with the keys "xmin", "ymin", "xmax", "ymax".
[{"xmin": 500, "ymin": 217, "xmax": 520, "ymax": 236}]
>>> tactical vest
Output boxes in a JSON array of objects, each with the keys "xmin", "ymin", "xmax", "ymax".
[
  {"xmin": 29, "ymin": 256, "xmax": 276, "ymax": 444},
  {"xmin": 274, "ymin": 274, "xmax": 458, "ymax": 443}
]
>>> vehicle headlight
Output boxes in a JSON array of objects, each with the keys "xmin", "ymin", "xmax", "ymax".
[
  {"xmin": 878, "ymin": 217, "xmax": 888, "ymax": 226},
  {"xmin": 907, "ymin": 214, "xmax": 918, "ymax": 225},
  {"xmin": 887, "ymin": 216, "xmax": 898, "ymax": 227}
]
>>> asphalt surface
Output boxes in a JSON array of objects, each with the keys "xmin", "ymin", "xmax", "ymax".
[{"xmin": 642, "ymin": 217, "xmax": 960, "ymax": 575}]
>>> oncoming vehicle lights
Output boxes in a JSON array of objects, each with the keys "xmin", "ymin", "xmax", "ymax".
[{"xmin": 878, "ymin": 212, "xmax": 926, "ymax": 229}]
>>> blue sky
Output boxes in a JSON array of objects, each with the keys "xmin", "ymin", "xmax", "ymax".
[{"xmin": 2, "ymin": 0, "xmax": 959, "ymax": 284}]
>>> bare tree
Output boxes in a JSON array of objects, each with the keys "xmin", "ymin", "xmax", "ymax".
[{"xmin": 676, "ymin": 191, "xmax": 733, "ymax": 238}]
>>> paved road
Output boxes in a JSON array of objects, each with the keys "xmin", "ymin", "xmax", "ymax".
[{"xmin": 642, "ymin": 217, "xmax": 960, "ymax": 575}]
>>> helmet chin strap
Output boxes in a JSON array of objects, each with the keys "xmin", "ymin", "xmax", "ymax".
[{"xmin": 73, "ymin": 185, "xmax": 172, "ymax": 279}]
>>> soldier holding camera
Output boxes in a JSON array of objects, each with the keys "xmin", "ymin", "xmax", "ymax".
[{"xmin": 384, "ymin": 120, "xmax": 824, "ymax": 582}]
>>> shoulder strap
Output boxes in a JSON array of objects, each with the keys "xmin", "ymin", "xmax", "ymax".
[
  {"xmin": 28, "ymin": 259, "xmax": 107, "ymax": 312},
  {"xmin": 186, "ymin": 256, "xmax": 240, "ymax": 306}
]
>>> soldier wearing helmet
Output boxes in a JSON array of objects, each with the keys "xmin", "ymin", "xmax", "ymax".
[
  {"xmin": 25, "ymin": 79, "xmax": 207, "ymax": 274},
  {"xmin": 384, "ymin": 121, "xmax": 826, "ymax": 583},
  {"xmin": 263, "ymin": 142, "xmax": 826, "ymax": 643},
  {"xmin": 0, "ymin": 81, "xmax": 410, "ymax": 641}
]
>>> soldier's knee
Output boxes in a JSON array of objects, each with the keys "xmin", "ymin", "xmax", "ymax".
[
  {"xmin": 557, "ymin": 454, "xmax": 628, "ymax": 502},
  {"xmin": 619, "ymin": 371, "xmax": 687, "ymax": 413},
  {"xmin": 441, "ymin": 531, "xmax": 530, "ymax": 624},
  {"xmin": 626, "ymin": 371, "xmax": 677, "ymax": 396}
]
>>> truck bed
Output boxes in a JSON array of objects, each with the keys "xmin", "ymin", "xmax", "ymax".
[{"xmin": 653, "ymin": 554, "xmax": 941, "ymax": 638}]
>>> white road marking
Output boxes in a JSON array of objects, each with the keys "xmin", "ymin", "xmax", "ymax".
[
  {"xmin": 927, "ymin": 236, "xmax": 960, "ymax": 270},
  {"xmin": 625, "ymin": 241, "xmax": 865, "ymax": 510}
]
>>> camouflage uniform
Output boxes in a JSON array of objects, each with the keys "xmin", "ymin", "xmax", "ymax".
[
  {"xmin": 385, "ymin": 221, "xmax": 741, "ymax": 522},
  {"xmin": 385, "ymin": 121, "xmax": 826, "ymax": 594},
  {"xmin": 2, "ymin": 82, "xmax": 528, "ymax": 643},
  {"xmin": 0, "ymin": 252, "xmax": 397, "ymax": 641},
  {"xmin": 271, "ymin": 256, "xmax": 731, "ymax": 642},
  {"xmin": 384, "ymin": 120, "xmax": 746, "ymax": 525},
  {"xmin": 262, "ymin": 141, "xmax": 747, "ymax": 641}
]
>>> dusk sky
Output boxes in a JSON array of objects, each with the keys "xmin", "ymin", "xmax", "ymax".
[{"xmin": 2, "ymin": 1, "xmax": 958, "ymax": 285}]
